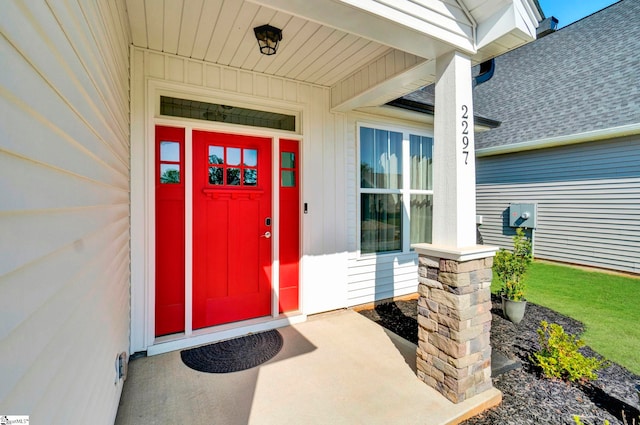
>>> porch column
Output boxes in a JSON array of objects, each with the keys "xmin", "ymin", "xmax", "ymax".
[
  {"xmin": 413, "ymin": 51, "xmax": 500, "ymax": 405},
  {"xmin": 432, "ymin": 51, "xmax": 476, "ymax": 248}
]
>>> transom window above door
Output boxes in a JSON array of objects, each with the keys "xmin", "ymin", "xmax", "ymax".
[
  {"xmin": 208, "ymin": 145, "xmax": 258, "ymax": 186},
  {"xmin": 359, "ymin": 124, "xmax": 434, "ymax": 254},
  {"xmin": 160, "ymin": 96, "xmax": 296, "ymax": 132}
]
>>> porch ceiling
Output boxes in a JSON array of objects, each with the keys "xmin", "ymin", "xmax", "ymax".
[
  {"xmin": 126, "ymin": 0, "xmax": 541, "ymax": 108},
  {"xmin": 126, "ymin": 0, "xmax": 393, "ymax": 87}
]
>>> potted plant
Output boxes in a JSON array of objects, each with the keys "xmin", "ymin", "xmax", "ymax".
[{"xmin": 493, "ymin": 228, "xmax": 533, "ymax": 324}]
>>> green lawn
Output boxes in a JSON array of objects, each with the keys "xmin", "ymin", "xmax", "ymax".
[{"xmin": 493, "ymin": 261, "xmax": 640, "ymax": 375}]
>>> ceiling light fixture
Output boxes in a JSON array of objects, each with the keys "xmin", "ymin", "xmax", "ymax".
[{"xmin": 253, "ymin": 24, "xmax": 282, "ymax": 55}]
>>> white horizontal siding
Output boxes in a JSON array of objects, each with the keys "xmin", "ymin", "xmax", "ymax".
[
  {"xmin": 347, "ymin": 253, "xmax": 419, "ymax": 306},
  {"xmin": 476, "ymin": 136, "xmax": 640, "ymax": 273},
  {"xmin": 373, "ymin": 0, "xmax": 473, "ymax": 38},
  {"xmin": 0, "ymin": 1, "xmax": 130, "ymax": 424}
]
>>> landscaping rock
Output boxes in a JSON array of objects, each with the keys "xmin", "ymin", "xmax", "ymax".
[{"xmin": 357, "ymin": 295, "xmax": 640, "ymax": 425}]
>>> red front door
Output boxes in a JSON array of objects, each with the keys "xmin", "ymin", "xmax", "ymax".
[{"xmin": 192, "ymin": 131, "xmax": 273, "ymax": 329}]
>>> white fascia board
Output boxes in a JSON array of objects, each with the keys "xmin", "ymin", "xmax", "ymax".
[
  {"xmin": 476, "ymin": 123, "xmax": 640, "ymax": 157},
  {"xmin": 249, "ymin": 0, "xmax": 475, "ymax": 57},
  {"xmin": 355, "ymin": 105, "xmax": 436, "ymax": 125},
  {"xmin": 353, "ymin": 106, "xmax": 495, "ymax": 132},
  {"xmin": 474, "ymin": 1, "xmax": 538, "ymax": 51}
]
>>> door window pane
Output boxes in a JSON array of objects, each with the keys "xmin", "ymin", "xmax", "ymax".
[
  {"xmin": 209, "ymin": 167, "xmax": 223, "ymax": 185},
  {"xmin": 243, "ymin": 149, "xmax": 257, "ymax": 167},
  {"xmin": 360, "ymin": 193, "xmax": 402, "ymax": 253},
  {"xmin": 227, "ymin": 168, "xmax": 241, "ymax": 185},
  {"xmin": 209, "ymin": 146, "xmax": 224, "ymax": 164},
  {"xmin": 160, "ymin": 141, "xmax": 180, "ymax": 162},
  {"xmin": 360, "ymin": 127, "xmax": 402, "ymax": 189},
  {"xmin": 281, "ymin": 171, "xmax": 295, "ymax": 187},
  {"xmin": 160, "ymin": 164, "xmax": 180, "ymax": 184},
  {"xmin": 227, "ymin": 148, "xmax": 241, "ymax": 166},
  {"xmin": 410, "ymin": 194, "xmax": 432, "ymax": 244},
  {"xmin": 410, "ymin": 135, "xmax": 433, "ymax": 190},
  {"xmin": 244, "ymin": 169, "xmax": 257, "ymax": 186},
  {"xmin": 281, "ymin": 152, "xmax": 295, "ymax": 169}
]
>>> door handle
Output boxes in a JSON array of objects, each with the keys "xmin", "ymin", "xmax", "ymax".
[{"xmin": 261, "ymin": 231, "xmax": 271, "ymax": 239}]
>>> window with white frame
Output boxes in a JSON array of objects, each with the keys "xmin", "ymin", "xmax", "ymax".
[{"xmin": 359, "ymin": 124, "xmax": 433, "ymax": 254}]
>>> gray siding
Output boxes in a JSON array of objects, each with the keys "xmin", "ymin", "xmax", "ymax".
[
  {"xmin": 477, "ymin": 137, "xmax": 640, "ymax": 273},
  {"xmin": 0, "ymin": 1, "xmax": 131, "ymax": 423}
]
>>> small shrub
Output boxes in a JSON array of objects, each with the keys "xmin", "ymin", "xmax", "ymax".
[
  {"xmin": 531, "ymin": 321, "xmax": 609, "ymax": 383},
  {"xmin": 493, "ymin": 228, "xmax": 532, "ymax": 301},
  {"xmin": 573, "ymin": 416, "xmax": 610, "ymax": 425},
  {"xmin": 573, "ymin": 412, "xmax": 638, "ymax": 425}
]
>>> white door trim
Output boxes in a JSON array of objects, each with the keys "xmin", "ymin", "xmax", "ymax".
[{"xmin": 137, "ymin": 79, "xmax": 306, "ymax": 353}]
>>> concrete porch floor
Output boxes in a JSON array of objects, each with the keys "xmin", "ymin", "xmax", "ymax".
[{"xmin": 115, "ymin": 309, "xmax": 501, "ymax": 425}]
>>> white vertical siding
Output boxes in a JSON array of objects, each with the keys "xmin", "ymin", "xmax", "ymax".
[
  {"xmin": 300, "ymin": 86, "xmax": 349, "ymax": 314},
  {"xmin": 330, "ymin": 49, "xmax": 429, "ymax": 109},
  {"xmin": 476, "ymin": 136, "xmax": 640, "ymax": 273},
  {"xmin": 0, "ymin": 1, "xmax": 130, "ymax": 424}
]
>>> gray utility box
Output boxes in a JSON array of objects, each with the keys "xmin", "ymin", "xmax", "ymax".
[{"xmin": 509, "ymin": 203, "xmax": 537, "ymax": 228}]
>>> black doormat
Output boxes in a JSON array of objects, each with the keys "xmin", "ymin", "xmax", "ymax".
[{"xmin": 180, "ymin": 329, "xmax": 283, "ymax": 373}]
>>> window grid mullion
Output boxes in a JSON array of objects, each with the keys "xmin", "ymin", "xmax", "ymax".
[{"xmin": 402, "ymin": 134, "xmax": 411, "ymax": 253}]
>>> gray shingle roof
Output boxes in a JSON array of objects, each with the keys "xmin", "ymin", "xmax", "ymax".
[{"xmin": 472, "ymin": 0, "xmax": 640, "ymax": 149}]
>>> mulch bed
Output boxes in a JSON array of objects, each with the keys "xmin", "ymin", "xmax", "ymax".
[{"xmin": 357, "ymin": 295, "xmax": 640, "ymax": 425}]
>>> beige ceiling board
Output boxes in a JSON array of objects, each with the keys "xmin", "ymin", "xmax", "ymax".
[
  {"xmin": 279, "ymin": 26, "xmax": 347, "ymax": 80},
  {"xmin": 163, "ymin": 0, "xmax": 183, "ymax": 54},
  {"xmin": 203, "ymin": 1, "xmax": 245, "ymax": 63},
  {"xmin": 297, "ymin": 40, "xmax": 389, "ymax": 85},
  {"xmin": 126, "ymin": 0, "xmax": 147, "ymax": 46},
  {"xmin": 175, "ymin": 0, "xmax": 203, "ymax": 56},
  {"xmin": 216, "ymin": 3, "xmax": 263, "ymax": 65},
  {"xmin": 145, "ymin": 1, "xmax": 165, "ymax": 52},
  {"xmin": 310, "ymin": 37, "xmax": 382, "ymax": 86},
  {"xmin": 189, "ymin": 0, "xmax": 224, "ymax": 59}
]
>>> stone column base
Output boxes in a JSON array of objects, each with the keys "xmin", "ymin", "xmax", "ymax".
[{"xmin": 412, "ymin": 244, "xmax": 498, "ymax": 404}]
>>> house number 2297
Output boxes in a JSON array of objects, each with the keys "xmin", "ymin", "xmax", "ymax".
[{"xmin": 461, "ymin": 105, "xmax": 470, "ymax": 165}]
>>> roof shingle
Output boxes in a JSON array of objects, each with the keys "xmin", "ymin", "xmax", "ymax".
[{"xmin": 472, "ymin": 0, "xmax": 640, "ymax": 149}]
